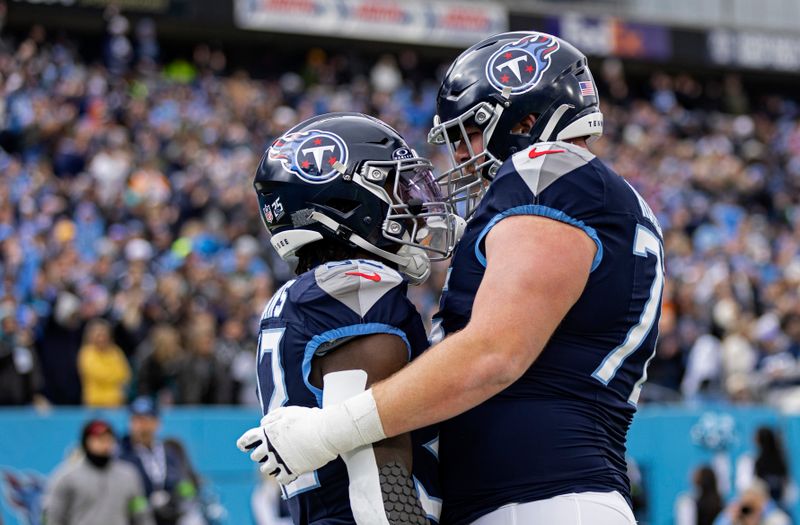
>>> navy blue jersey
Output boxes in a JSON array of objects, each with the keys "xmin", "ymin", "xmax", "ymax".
[
  {"xmin": 434, "ymin": 141, "xmax": 664, "ymax": 524},
  {"xmin": 257, "ymin": 259, "xmax": 442, "ymax": 524}
]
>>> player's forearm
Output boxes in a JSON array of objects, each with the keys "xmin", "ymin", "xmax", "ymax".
[
  {"xmin": 239, "ymin": 320, "xmax": 538, "ymax": 483},
  {"xmin": 372, "ymin": 326, "xmax": 528, "ymax": 438}
]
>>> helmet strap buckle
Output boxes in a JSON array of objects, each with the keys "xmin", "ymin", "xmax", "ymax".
[{"xmin": 334, "ymin": 223, "xmax": 353, "ymax": 241}]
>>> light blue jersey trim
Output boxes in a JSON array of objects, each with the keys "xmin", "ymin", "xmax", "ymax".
[
  {"xmin": 413, "ymin": 476, "xmax": 442, "ymax": 522},
  {"xmin": 281, "ymin": 471, "xmax": 321, "ymax": 499},
  {"xmin": 423, "ymin": 435, "xmax": 440, "ymax": 461},
  {"xmin": 302, "ymin": 323, "xmax": 412, "ymax": 407},
  {"xmin": 474, "ymin": 204, "xmax": 604, "ymax": 272}
]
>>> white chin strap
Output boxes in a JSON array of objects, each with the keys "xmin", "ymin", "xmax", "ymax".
[{"xmin": 308, "ymin": 211, "xmax": 431, "ymax": 285}]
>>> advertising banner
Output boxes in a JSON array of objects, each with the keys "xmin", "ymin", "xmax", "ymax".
[
  {"xmin": 11, "ymin": 0, "xmax": 171, "ymax": 13},
  {"xmin": 548, "ymin": 12, "xmax": 672, "ymax": 61},
  {"xmin": 709, "ymin": 29, "xmax": 800, "ymax": 72},
  {"xmin": 234, "ymin": 0, "xmax": 508, "ymax": 47}
]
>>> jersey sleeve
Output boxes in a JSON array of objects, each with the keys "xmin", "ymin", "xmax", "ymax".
[
  {"xmin": 474, "ymin": 141, "xmax": 605, "ymax": 272},
  {"xmin": 292, "ymin": 259, "xmax": 417, "ymax": 406}
]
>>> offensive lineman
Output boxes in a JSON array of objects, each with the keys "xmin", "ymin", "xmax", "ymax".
[
  {"xmin": 238, "ymin": 113, "xmax": 462, "ymax": 524},
  {"xmin": 240, "ymin": 33, "xmax": 664, "ymax": 525}
]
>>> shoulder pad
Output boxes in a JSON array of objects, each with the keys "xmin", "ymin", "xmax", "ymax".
[
  {"xmin": 313, "ymin": 259, "xmax": 404, "ymax": 317},
  {"xmin": 509, "ymin": 141, "xmax": 596, "ymax": 196}
]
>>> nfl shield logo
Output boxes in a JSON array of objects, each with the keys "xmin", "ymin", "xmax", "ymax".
[{"xmin": 263, "ymin": 203, "xmax": 274, "ymax": 224}]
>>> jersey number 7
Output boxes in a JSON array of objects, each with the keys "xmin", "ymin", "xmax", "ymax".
[{"xmin": 592, "ymin": 224, "xmax": 664, "ymax": 406}]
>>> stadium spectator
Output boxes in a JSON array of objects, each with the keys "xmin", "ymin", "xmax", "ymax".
[
  {"xmin": 175, "ymin": 313, "xmax": 234, "ymax": 405},
  {"xmin": 675, "ymin": 465, "xmax": 724, "ymax": 525},
  {"xmin": 78, "ymin": 318, "xmax": 131, "ymax": 407},
  {"xmin": 0, "ymin": 299, "xmax": 45, "ymax": 405},
  {"xmin": 713, "ymin": 480, "xmax": 791, "ymax": 525},
  {"xmin": 754, "ymin": 427, "xmax": 793, "ymax": 506},
  {"xmin": 735, "ymin": 426, "xmax": 794, "ymax": 511},
  {"xmin": 162, "ymin": 437, "xmax": 220, "ymax": 524},
  {"xmin": 134, "ymin": 324, "xmax": 184, "ymax": 405},
  {"xmin": 221, "ymin": 316, "xmax": 260, "ymax": 406},
  {"xmin": 119, "ymin": 397, "xmax": 201, "ymax": 525},
  {"xmin": 35, "ymin": 292, "xmax": 85, "ymax": 405},
  {"xmin": 44, "ymin": 418, "xmax": 154, "ymax": 525}
]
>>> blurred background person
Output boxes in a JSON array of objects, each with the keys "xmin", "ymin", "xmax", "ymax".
[
  {"xmin": 162, "ymin": 437, "xmax": 215, "ymax": 525},
  {"xmin": 174, "ymin": 315, "xmax": 233, "ymax": 405},
  {"xmin": 714, "ymin": 480, "xmax": 791, "ymax": 525},
  {"xmin": 44, "ymin": 418, "xmax": 153, "ymax": 525},
  {"xmin": 78, "ymin": 318, "xmax": 130, "ymax": 407},
  {"xmin": 119, "ymin": 397, "xmax": 202, "ymax": 525},
  {"xmin": 676, "ymin": 465, "xmax": 724, "ymax": 525},
  {"xmin": 35, "ymin": 292, "xmax": 85, "ymax": 405},
  {"xmin": 134, "ymin": 324, "xmax": 185, "ymax": 406},
  {"xmin": 736, "ymin": 426, "xmax": 795, "ymax": 512},
  {"xmin": 0, "ymin": 300, "xmax": 45, "ymax": 406},
  {"xmin": 755, "ymin": 427, "xmax": 792, "ymax": 507}
]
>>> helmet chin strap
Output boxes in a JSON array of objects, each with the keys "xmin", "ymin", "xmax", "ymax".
[
  {"xmin": 482, "ymin": 87, "xmax": 512, "ymax": 180},
  {"xmin": 538, "ymin": 105, "xmax": 604, "ymax": 144},
  {"xmin": 538, "ymin": 103, "xmax": 573, "ymax": 142},
  {"xmin": 308, "ymin": 211, "xmax": 431, "ymax": 285}
]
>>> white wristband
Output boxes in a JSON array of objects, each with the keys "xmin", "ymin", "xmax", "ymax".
[{"xmin": 322, "ymin": 388, "xmax": 387, "ymax": 453}]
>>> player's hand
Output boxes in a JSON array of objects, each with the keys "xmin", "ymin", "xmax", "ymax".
[
  {"xmin": 236, "ymin": 390, "xmax": 386, "ymax": 485},
  {"xmin": 236, "ymin": 406, "xmax": 338, "ymax": 485}
]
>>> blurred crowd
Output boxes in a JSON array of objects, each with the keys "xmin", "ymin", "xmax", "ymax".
[
  {"xmin": 676, "ymin": 426, "xmax": 795, "ymax": 525},
  {"xmin": 597, "ymin": 69, "xmax": 800, "ymax": 410},
  {"xmin": 1, "ymin": 19, "xmax": 800, "ymax": 411}
]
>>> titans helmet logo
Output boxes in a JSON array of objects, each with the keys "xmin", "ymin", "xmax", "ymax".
[
  {"xmin": 268, "ymin": 130, "xmax": 349, "ymax": 184},
  {"xmin": 485, "ymin": 33, "xmax": 560, "ymax": 96}
]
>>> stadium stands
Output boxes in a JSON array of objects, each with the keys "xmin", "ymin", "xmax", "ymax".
[{"xmin": 1, "ymin": 25, "xmax": 799, "ymax": 411}]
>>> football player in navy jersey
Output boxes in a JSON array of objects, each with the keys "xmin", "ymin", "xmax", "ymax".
[
  {"xmin": 236, "ymin": 113, "xmax": 464, "ymax": 524},
  {"xmin": 241, "ymin": 33, "xmax": 664, "ymax": 525}
]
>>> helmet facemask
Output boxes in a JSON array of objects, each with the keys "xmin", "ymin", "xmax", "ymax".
[
  {"xmin": 356, "ymin": 155, "xmax": 464, "ymax": 262},
  {"xmin": 428, "ymin": 98, "xmax": 507, "ymax": 219}
]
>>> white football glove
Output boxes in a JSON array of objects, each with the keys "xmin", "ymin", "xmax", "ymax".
[{"xmin": 236, "ymin": 389, "xmax": 386, "ymax": 485}]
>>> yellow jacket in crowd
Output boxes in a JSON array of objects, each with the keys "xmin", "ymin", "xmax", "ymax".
[{"xmin": 78, "ymin": 343, "xmax": 131, "ymax": 407}]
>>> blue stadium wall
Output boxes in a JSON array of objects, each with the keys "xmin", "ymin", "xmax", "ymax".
[{"xmin": 0, "ymin": 406, "xmax": 798, "ymax": 524}]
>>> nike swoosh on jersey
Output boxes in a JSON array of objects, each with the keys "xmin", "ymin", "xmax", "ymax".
[
  {"xmin": 529, "ymin": 148, "xmax": 566, "ymax": 159},
  {"xmin": 344, "ymin": 271, "xmax": 382, "ymax": 282}
]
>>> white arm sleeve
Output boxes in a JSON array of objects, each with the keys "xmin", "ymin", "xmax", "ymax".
[{"xmin": 323, "ymin": 370, "xmax": 391, "ymax": 525}]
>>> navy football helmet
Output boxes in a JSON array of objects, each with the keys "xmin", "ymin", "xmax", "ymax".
[
  {"xmin": 254, "ymin": 113, "xmax": 464, "ymax": 284},
  {"xmin": 428, "ymin": 31, "xmax": 604, "ymax": 216}
]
